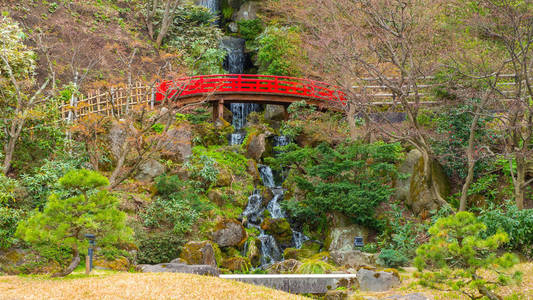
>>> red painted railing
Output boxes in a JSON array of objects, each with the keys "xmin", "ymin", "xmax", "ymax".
[{"xmin": 156, "ymin": 74, "xmax": 347, "ymax": 106}]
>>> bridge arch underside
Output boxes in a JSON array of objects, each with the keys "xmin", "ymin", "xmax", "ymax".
[{"xmin": 169, "ymin": 93, "xmax": 345, "ymax": 121}]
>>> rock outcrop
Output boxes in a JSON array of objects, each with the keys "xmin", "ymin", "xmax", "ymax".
[
  {"xmin": 220, "ymin": 257, "xmax": 251, "ymax": 272},
  {"xmin": 161, "ymin": 124, "xmax": 192, "ymax": 162},
  {"xmin": 267, "ymin": 259, "xmax": 302, "ymax": 274},
  {"xmin": 395, "ymin": 149, "xmax": 450, "ymax": 215}
]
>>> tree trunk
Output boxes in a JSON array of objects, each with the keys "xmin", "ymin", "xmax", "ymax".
[
  {"xmin": 155, "ymin": 0, "xmax": 177, "ymax": 48},
  {"xmin": 515, "ymin": 155, "xmax": 526, "ymax": 210},
  {"xmin": 347, "ymin": 101, "xmax": 358, "ymax": 140},
  {"xmin": 459, "ymin": 109, "xmax": 482, "ymax": 211},
  {"xmin": 51, "ymin": 245, "xmax": 80, "ymax": 277},
  {"xmin": 473, "ymin": 275, "xmax": 502, "ymax": 300},
  {"xmin": 2, "ymin": 138, "xmax": 16, "ymax": 175}
]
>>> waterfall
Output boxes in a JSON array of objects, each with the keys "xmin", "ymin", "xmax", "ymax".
[
  {"xmin": 258, "ymin": 164, "xmax": 276, "ymax": 188},
  {"xmin": 242, "ymin": 189, "xmax": 264, "ymax": 224},
  {"xmin": 267, "ymin": 189, "xmax": 285, "ymax": 219},
  {"xmin": 221, "ymin": 37, "xmax": 246, "ymax": 74},
  {"xmin": 259, "ymin": 234, "xmax": 282, "ymax": 265},
  {"xmin": 198, "ymin": 0, "xmax": 219, "ymax": 14},
  {"xmin": 292, "ymin": 231, "xmax": 310, "ymax": 249}
]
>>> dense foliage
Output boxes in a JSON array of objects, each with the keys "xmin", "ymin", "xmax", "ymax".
[
  {"xmin": 271, "ymin": 141, "xmax": 402, "ymax": 229},
  {"xmin": 136, "ymin": 175, "xmax": 211, "ymax": 264},
  {"xmin": 256, "ymin": 26, "xmax": 303, "ymax": 76}
]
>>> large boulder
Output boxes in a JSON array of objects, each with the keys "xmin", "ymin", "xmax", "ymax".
[
  {"xmin": 135, "ymin": 159, "xmax": 165, "ymax": 182},
  {"xmin": 245, "ymin": 133, "xmax": 266, "ymax": 161},
  {"xmin": 139, "ymin": 263, "xmax": 219, "ymax": 276},
  {"xmin": 109, "ymin": 121, "xmax": 128, "ymax": 160},
  {"xmin": 396, "ymin": 149, "xmax": 450, "ymax": 215},
  {"xmin": 233, "ymin": 1, "xmax": 259, "ymax": 21},
  {"xmin": 267, "ymin": 259, "xmax": 302, "ymax": 274},
  {"xmin": 212, "ymin": 219, "xmax": 247, "ymax": 248},
  {"xmin": 261, "ymin": 218, "xmax": 293, "ymax": 248},
  {"xmin": 330, "ymin": 250, "xmax": 377, "ymax": 268},
  {"xmin": 179, "ymin": 241, "xmax": 218, "ymax": 267},
  {"xmin": 207, "ymin": 188, "xmax": 225, "ymax": 206},
  {"xmin": 356, "ymin": 268, "xmax": 400, "ymax": 292},
  {"xmin": 327, "ymin": 213, "xmax": 369, "ymax": 252},
  {"xmin": 161, "ymin": 124, "xmax": 192, "ymax": 162}
]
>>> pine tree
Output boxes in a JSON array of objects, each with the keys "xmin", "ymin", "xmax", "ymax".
[
  {"xmin": 414, "ymin": 212, "xmax": 521, "ymax": 300},
  {"xmin": 16, "ymin": 169, "xmax": 133, "ymax": 277}
]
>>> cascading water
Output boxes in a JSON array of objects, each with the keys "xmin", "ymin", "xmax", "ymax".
[
  {"xmin": 241, "ymin": 139, "xmax": 309, "ymax": 268},
  {"xmin": 198, "ymin": 0, "xmax": 219, "ymax": 14}
]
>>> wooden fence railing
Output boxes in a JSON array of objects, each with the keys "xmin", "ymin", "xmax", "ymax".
[{"xmin": 60, "ymin": 83, "xmax": 156, "ymax": 121}]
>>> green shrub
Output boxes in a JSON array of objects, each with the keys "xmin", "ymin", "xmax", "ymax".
[
  {"xmin": 238, "ymin": 19, "xmax": 263, "ymax": 48},
  {"xmin": 378, "ymin": 249, "xmax": 408, "ymax": 268},
  {"xmin": 256, "ymin": 25, "xmax": 303, "ymax": 76},
  {"xmin": 272, "ymin": 141, "xmax": 402, "ymax": 229},
  {"xmin": 0, "ymin": 207, "xmax": 22, "ymax": 249},
  {"xmin": 135, "ymin": 231, "xmax": 185, "ymax": 264},
  {"xmin": 478, "ymin": 202, "xmax": 533, "ymax": 258}
]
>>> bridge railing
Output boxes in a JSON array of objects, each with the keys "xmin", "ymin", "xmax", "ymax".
[{"xmin": 156, "ymin": 74, "xmax": 347, "ymax": 105}]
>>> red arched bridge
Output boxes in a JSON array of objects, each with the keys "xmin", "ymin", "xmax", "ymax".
[{"xmin": 155, "ymin": 74, "xmax": 347, "ymax": 120}]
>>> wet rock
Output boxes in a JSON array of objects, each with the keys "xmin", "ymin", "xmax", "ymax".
[
  {"xmin": 212, "ymin": 219, "xmax": 247, "ymax": 248},
  {"xmin": 139, "ymin": 263, "xmax": 219, "ymax": 276},
  {"xmin": 330, "ymin": 250, "xmax": 377, "ymax": 268},
  {"xmin": 327, "ymin": 213, "xmax": 369, "ymax": 252},
  {"xmin": 246, "ymin": 159, "xmax": 261, "ymax": 184},
  {"xmin": 228, "ymin": 22, "xmax": 239, "ymax": 33},
  {"xmin": 261, "ymin": 218, "xmax": 293, "ymax": 248},
  {"xmin": 220, "ymin": 257, "xmax": 251, "ymax": 272},
  {"xmin": 325, "ymin": 290, "xmax": 348, "ymax": 300},
  {"xmin": 396, "ymin": 149, "xmax": 450, "ymax": 215},
  {"xmin": 267, "ymin": 259, "xmax": 302, "ymax": 274},
  {"xmin": 161, "ymin": 124, "xmax": 192, "ymax": 162},
  {"xmin": 179, "ymin": 241, "xmax": 218, "ymax": 267},
  {"xmin": 356, "ymin": 268, "xmax": 401, "ymax": 292}
]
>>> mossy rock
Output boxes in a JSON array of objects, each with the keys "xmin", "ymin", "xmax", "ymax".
[
  {"xmin": 267, "ymin": 259, "xmax": 302, "ymax": 274},
  {"xmin": 260, "ymin": 218, "xmax": 293, "ymax": 248},
  {"xmin": 213, "ymin": 218, "xmax": 247, "ymax": 248},
  {"xmin": 245, "ymin": 238, "xmax": 261, "ymax": 267},
  {"xmin": 216, "ymin": 168, "xmax": 232, "ymax": 187},
  {"xmin": 301, "ymin": 240, "xmax": 322, "ymax": 253},
  {"xmin": 93, "ymin": 256, "xmax": 130, "ymax": 271},
  {"xmin": 283, "ymin": 248, "xmax": 314, "ymax": 260},
  {"xmin": 179, "ymin": 241, "xmax": 219, "ymax": 267},
  {"xmin": 220, "ymin": 257, "xmax": 251, "ymax": 273},
  {"xmin": 207, "ymin": 188, "xmax": 226, "ymax": 206},
  {"xmin": 222, "ymin": 247, "xmax": 241, "ymax": 258}
]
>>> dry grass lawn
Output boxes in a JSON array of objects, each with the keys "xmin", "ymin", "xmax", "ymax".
[{"xmin": 0, "ymin": 272, "xmax": 309, "ymax": 300}]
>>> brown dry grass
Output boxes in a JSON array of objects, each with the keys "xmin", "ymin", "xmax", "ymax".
[
  {"xmin": 0, "ymin": 272, "xmax": 309, "ymax": 300},
  {"xmin": 350, "ymin": 263, "xmax": 533, "ymax": 300}
]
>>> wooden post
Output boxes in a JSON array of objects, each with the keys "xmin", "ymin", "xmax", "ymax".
[
  {"xmin": 85, "ymin": 256, "xmax": 90, "ymax": 275},
  {"xmin": 218, "ymin": 99, "xmax": 224, "ymax": 121},
  {"xmin": 283, "ymin": 104, "xmax": 289, "ymax": 121}
]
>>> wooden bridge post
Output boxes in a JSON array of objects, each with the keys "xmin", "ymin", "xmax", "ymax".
[
  {"xmin": 283, "ymin": 104, "xmax": 289, "ymax": 121},
  {"xmin": 212, "ymin": 99, "xmax": 225, "ymax": 123}
]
